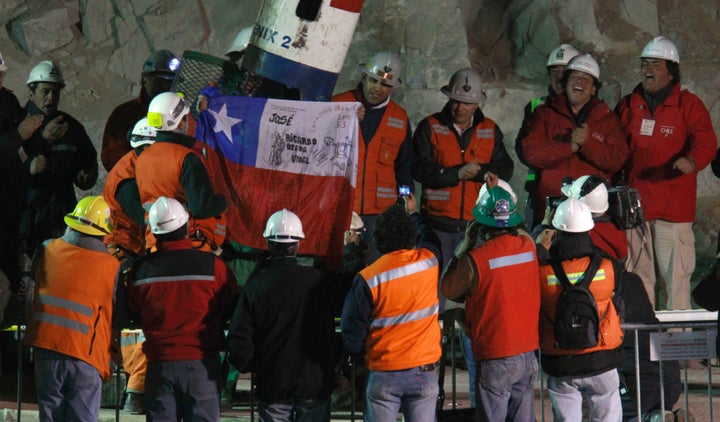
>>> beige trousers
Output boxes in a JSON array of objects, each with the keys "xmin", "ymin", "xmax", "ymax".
[{"xmin": 625, "ymin": 220, "xmax": 695, "ymax": 310}]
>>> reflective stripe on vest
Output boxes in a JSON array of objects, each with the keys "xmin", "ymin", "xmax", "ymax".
[
  {"xmin": 370, "ymin": 303, "xmax": 438, "ymax": 329},
  {"xmin": 37, "ymin": 293, "xmax": 93, "ymax": 317},
  {"xmin": 32, "ymin": 312, "xmax": 90, "ymax": 335},
  {"xmin": 431, "ymin": 124, "xmax": 450, "ymax": 135},
  {"xmin": 366, "ymin": 256, "xmax": 439, "ymax": 290},
  {"xmin": 376, "ymin": 186, "xmax": 397, "ymax": 199},
  {"xmin": 134, "ymin": 274, "xmax": 215, "ymax": 287},
  {"xmin": 424, "ymin": 189, "xmax": 451, "ymax": 201},
  {"xmin": 476, "ymin": 128, "xmax": 493, "ymax": 138},
  {"xmin": 488, "ymin": 251, "xmax": 535, "ymax": 270},
  {"xmin": 547, "ymin": 269, "xmax": 607, "ymax": 286},
  {"xmin": 387, "ymin": 117, "xmax": 405, "ymax": 129}
]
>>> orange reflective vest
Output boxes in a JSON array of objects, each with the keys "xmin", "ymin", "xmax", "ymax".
[
  {"xmin": 25, "ymin": 238, "xmax": 120, "ymax": 381},
  {"xmin": 421, "ymin": 116, "xmax": 496, "ymax": 221},
  {"xmin": 539, "ymin": 256, "xmax": 623, "ymax": 356},
  {"xmin": 103, "ymin": 151, "xmax": 145, "ymax": 255},
  {"xmin": 466, "ymin": 234, "xmax": 540, "ymax": 360},
  {"xmin": 360, "ymin": 248, "xmax": 441, "ymax": 371},
  {"xmin": 135, "ymin": 142, "xmax": 225, "ymax": 252},
  {"xmin": 135, "ymin": 142, "xmax": 190, "ymax": 208},
  {"xmin": 333, "ymin": 91, "xmax": 408, "ymax": 215}
]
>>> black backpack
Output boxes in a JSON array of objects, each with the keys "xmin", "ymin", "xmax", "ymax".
[{"xmin": 550, "ymin": 254, "xmax": 604, "ymax": 350}]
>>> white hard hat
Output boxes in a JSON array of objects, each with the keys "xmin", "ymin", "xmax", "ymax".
[
  {"xmin": 552, "ymin": 198, "xmax": 595, "ymax": 233},
  {"xmin": 359, "ymin": 51, "xmax": 402, "ymax": 87},
  {"xmin": 149, "ymin": 196, "xmax": 189, "ymax": 234},
  {"xmin": 441, "ymin": 68, "xmax": 487, "ymax": 104},
  {"xmin": 263, "ymin": 209, "xmax": 305, "ymax": 243},
  {"xmin": 547, "ymin": 44, "xmax": 580, "ymax": 67},
  {"xmin": 147, "ymin": 92, "xmax": 190, "ymax": 131},
  {"xmin": 0, "ymin": 51, "xmax": 7, "ymax": 72},
  {"xmin": 226, "ymin": 26, "xmax": 253, "ymax": 56},
  {"xmin": 640, "ymin": 36, "xmax": 680, "ymax": 64},
  {"xmin": 350, "ymin": 212, "xmax": 364, "ymax": 231},
  {"xmin": 560, "ymin": 175, "xmax": 608, "ymax": 214},
  {"xmin": 27, "ymin": 60, "xmax": 65, "ymax": 87},
  {"xmin": 477, "ymin": 179, "xmax": 517, "ymax": 206},
  {"xmin": 566, "ymin": 54, "xmax": 600, "ymax": 80},
  {"xmin": 129, "ymin": 117, "xmax": 157, "ymax": 149}
]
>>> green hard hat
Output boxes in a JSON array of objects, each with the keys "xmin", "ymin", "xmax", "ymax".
[{"xmin": 472, "ymin": 186, "xmax": 523, "ymax": 228}]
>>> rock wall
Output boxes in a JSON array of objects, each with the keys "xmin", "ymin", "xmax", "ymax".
[{"xmin": 1, "ymin": 0, "xmax": 719, "ymax": 268}]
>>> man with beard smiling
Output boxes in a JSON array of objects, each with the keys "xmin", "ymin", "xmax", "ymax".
[
  {"xmin": 520, "ymin": 54, "xmax": 628, "ymax": 227},
  {"xmin": 332, "ymin": 51, "xmax": 413, "ymax": 241},
  {"xmin": 615, "ymin": 36, "xmax": 716, "ymax": 310},
  {"xmin": 20, "ymin": 60, "xmax": 98, "ymax": 256}
]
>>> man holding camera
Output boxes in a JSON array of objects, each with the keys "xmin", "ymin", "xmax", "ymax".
[{"xmin": 413, "ymin": 68, "xmax": 513, "ymax": 277}]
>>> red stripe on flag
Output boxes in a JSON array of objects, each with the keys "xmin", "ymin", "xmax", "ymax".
[
  {"xmin": 201, "ymin": 141, "xmax": 353, "ymax": 268},
  {"xmin": 330, "ymin": 0, "xmax": 363, "ymax": 13}
]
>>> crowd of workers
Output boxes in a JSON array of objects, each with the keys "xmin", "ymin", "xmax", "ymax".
[{"xmin": 0, "ymin": 30, "xmax": 715, "ymax": 422}]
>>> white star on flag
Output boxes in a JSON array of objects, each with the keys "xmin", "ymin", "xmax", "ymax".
[{"xmin": 208, "ymin": 103, "xmax": 242, "ymax": 143}]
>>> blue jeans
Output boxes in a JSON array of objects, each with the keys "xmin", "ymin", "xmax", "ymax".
[
  {"xmin": 547, "ymin": 368, "xmax": 622, "ymax": 422},
  {"xmin": 145, "ymin": 356, "xmax": 222, "ymax": 422},
  {"xmin": 34, "ymin": 349, "xmax": 102, "ymax": 422},
  {"xmin": 365, "ymin": 366, "xmax": 438, "ymax": 422},
  {"xmin": 475, "ymin": 351, "xmax": 537, "ymax": 422},
  {"xmin": 460, "ymin": 331, "xmax": 477, "ymax": 408},
  {"xmin": 258, "ymin": 398, "xmax": 330, "ymax": 422},
  {"xmin": 433, "ymin": 228, "xmax": 465, "ymax": 313}
]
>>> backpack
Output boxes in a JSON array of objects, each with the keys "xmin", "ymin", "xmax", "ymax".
[{"xmin": 549, "ymin": 254, "xmax": 604, "ymax": 350}]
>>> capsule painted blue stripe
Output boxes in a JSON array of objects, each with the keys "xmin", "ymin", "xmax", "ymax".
[{"xmin": 243, "ymin": 45, "xmax": 338, "ymax": 101}]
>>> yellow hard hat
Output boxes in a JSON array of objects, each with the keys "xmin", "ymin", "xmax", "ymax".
[{"xmin": 64, "ymin": 196, "xmax": 113, "ymax": 236}]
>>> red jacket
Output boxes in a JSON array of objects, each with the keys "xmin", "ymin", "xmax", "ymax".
[
  {"xmin": 521, "ymin": 95, "xmax": 629, "ymax": 225},
  {"xmin": 333, "ymin": 90, "xmax": 409, "ymax": 215},
  {"xmin": 127, "ymin": 239, "xmax": 238, "ymax": 361},
  {"xmin": 615, "ymin": 83, "xmax": 717, "ymax": 222},
  {"xmin": 466, "ymin": 234, "xmax": 540, "ymax": 360},
  {"xmin": 590, "ymin": 220, "xmax": 628, "ymax": 262},
  {"xmin": 101, "ymin": 95, "xmax": 147, "ymax": 172}
]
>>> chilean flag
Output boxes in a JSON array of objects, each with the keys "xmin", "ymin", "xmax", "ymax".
[{"xmin": 195, "ymin": 93, "xmax": 359, "ymax": 266}]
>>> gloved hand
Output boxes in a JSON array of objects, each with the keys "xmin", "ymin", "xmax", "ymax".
[{"xmin": 454, "ymin": 220, "xmax": 480, "ymax": 258}]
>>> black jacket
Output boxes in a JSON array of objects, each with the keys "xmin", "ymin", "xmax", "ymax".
[
  {"xmin": 227, "ymin": 256, "xmax": 338, "ymax": 402},
  {"xmin": 20, "ymin": 103, "xmax": 98, "ymax": 252}
]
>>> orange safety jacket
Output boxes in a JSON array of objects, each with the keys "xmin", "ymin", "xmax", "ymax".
[
  {"xmin": 466, "ymin": 234, "xmax": 540, "ymax": 360},
  {"xmin": 539, "ymin": 256, "xmax": 623, "ymax": 356},
  {"xmin": 103, "ymin": 150, "xmax": 145, "ymax": 255},
  {"xmin": 360, "ymin": 248, "xmax": 441, "ymax": 371},
  {"xmin": 135, "ymin": 142, "xmax": 225, "ymax": 252},
  {"xmin": 24, "ymin": 238, "xmax": 120, "ymax": 381},
  {"xmin": 333, "ymin": 91, "xmax": 407, "ymax": 215},
  {"xmin": 421, "ymin": 116, "xmax": 496, "ymax": 221}
]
